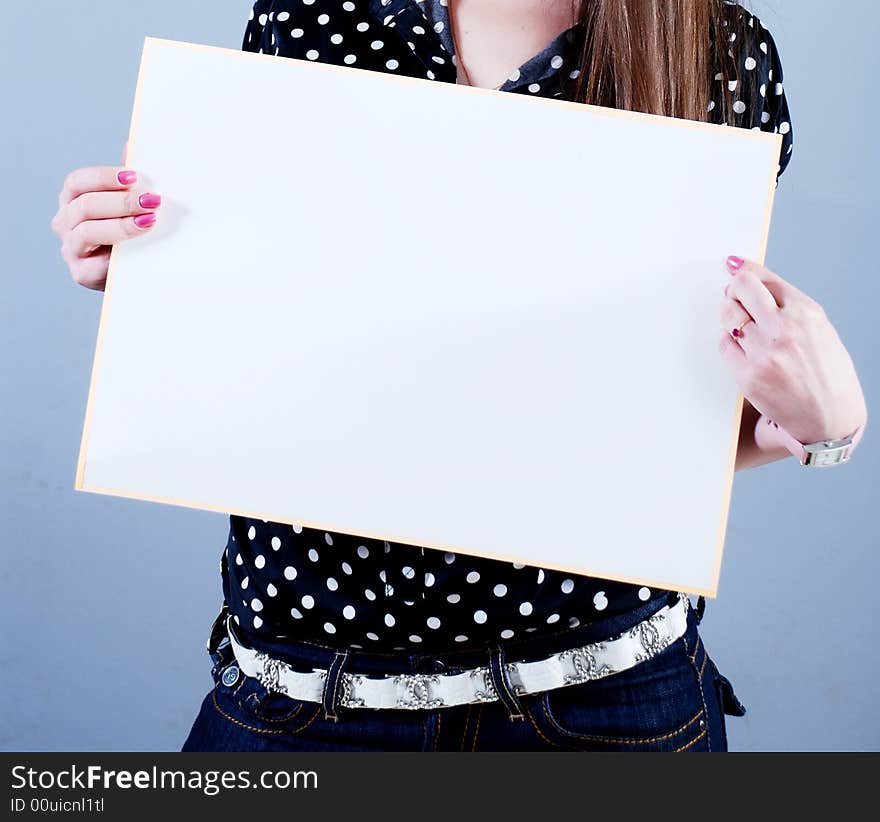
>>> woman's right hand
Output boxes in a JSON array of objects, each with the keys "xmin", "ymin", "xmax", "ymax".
[{"xmin": 51, "ymin": 140, "xmax": 161, "ymax": 291}]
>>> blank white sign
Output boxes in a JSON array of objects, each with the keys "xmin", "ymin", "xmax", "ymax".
[{"xmin": 76, "ymin": 37, "xmax": 782, "ymax": 597}]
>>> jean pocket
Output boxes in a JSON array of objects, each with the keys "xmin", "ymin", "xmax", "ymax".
[
  {"xmin": 212, "ymin": 661, "xmax": 322, "ymax": 733},
  {"xmin": 525, "ymin": 639, "xmax": 709, "ymax": 752}
]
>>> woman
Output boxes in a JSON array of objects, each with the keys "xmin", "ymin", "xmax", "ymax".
[{"xmin": 51, "ymin": 0, "xmax": 868, "ymax": 751}]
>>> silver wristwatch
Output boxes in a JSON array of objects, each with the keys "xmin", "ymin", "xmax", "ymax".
[{"xmin": 764, "ymin": 416, "xmax": 866, "ymax": 467}]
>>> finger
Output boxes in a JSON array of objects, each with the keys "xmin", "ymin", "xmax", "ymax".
[
  {"xmin": 718, "ymin": 327, "xmax": 747, "ymax": 374},
  {"xmin": 68, "ymin": 247, "xmax": 112, "ymax": 290},
  {"xmin": 64, "ymin": 189, "xmax": 161, "ymax": 230},
  {"xmin": 720, "ymin": 293, "xmax": 753, "ymax": 330},
  {"xmin": 724, "ymin": 256, "xmax": 783, "ymax": 326},
  {"xmin": 67, "ymin": 213, "xmax": 157, "ymax": 257},
  {"xmin": 59, "ymin": 166, "xmax": 139, "ymax": 208},
  {"xmin": 720, "ymin": 295, "xmax": 755, "ymax": 351},
  {"xmin": 724, "ymin": 255, "xmax": 804, "ymax": 309}
]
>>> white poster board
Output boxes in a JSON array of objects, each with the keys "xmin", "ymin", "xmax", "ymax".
[{"xmin": 76, "ymin": 37, "xmax": 782, "ymax": 597}]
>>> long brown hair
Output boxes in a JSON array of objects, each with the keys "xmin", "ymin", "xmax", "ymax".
[{"xmin": 561, "ymin": 0, "xmax": 755, "ymax": 125}]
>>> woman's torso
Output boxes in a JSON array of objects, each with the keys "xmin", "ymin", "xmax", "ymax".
[{"xmin": 223, "ymin": 0, "xmax": 793, "ymax": 654}]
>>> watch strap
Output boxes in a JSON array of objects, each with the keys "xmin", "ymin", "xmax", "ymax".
[{"xmin": 764, "ymin": 415, "xmax": 865, "ymax": 467}]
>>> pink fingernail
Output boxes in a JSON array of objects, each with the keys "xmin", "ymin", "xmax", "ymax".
[
  {"xmin": 118, "ymin": 170, "xmax": 138, "ymax": 185},
  {"xmin": 138, "ymin": 192, "xmax": 161, "ymax": 208},
  {"xmin": 726, "ymin": 255, "xmax": 745, "ymax": 272},
  {"xmin": 134, "ymin": 212, "xmax": 156, "ymax": 229}
]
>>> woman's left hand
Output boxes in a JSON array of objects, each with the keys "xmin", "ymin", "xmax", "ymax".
[{"xmin": 718, "ymin": 255, "xmax": 867, "ymax": 443}]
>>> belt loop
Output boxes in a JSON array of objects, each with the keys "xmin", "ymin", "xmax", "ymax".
[
  {"xmin": 487, "ymin": 645, "xmax": 525, "ymax": 722},
  {"xmin": 207, "ymin": 601, "xmax": 231, "ymax": 665},
  {"xmin": 321, "ymin": 650, "xmax": 351, "ymax": 722}
]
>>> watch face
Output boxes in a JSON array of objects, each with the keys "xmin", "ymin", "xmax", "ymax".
[{"xmin": 804, "ymin": 441, "xmax": 853, "ymax": 467}]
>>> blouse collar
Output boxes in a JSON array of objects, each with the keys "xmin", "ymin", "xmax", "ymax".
[{"xmin": 368, "ymin": 0, "xmax": 584, "ymax": 93}]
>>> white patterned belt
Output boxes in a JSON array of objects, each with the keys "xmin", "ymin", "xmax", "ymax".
[{"xmin": 224, "ymin": 592, "xmax": 690, "ymax": 710}]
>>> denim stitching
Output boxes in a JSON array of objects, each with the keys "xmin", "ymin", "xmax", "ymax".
[
  {"xmin": 324, "ymin": 650, "xmax": 350, "ymax": 721},
  {"xmin": 460, "ymin": 704, "xmax": 473, "ymax": 751},
  {"xmin": 231, "ymin": 669, "xmax": 249, "ymax": 698},
  {"xmin": 252, "ymin": 704, "xmax": 306, "ymax": 723},
  {"xmin": 682, "ymin": 632, "xmax": 713, "ymax": 753},
  {"xmin": 329, "ymin": 651, "xmax": 347, "ymax": 713},
  {"xmin": 211, "ymin": 689, "xmax": 322, "ymax": 737},
  {"xmin": 248, "ymin": 695, "xmax": 306, "ymax": 723},
  {"xmin": 674, "ymin": 728, "xmax": 708, "ymax": 752},
  {"xmin": 489, "ymin": 646, "xmax": 525, "ymax": 721},
  {"xmin": 539, "ymin": 697, "xmax": 704, "ymax": 746},
  {"xmin": 523, "ymin": 702, "xmax": 570, "ymax": 749},
  {"xmin": 470, "ymin": 703, "xmax": 484, "ymax": 752},
  {"xmin": 224, "ymin": 672, "xmax": 305, "ymax": 723},
  {"xmin": 498, "ymin": 643, "xmax": 525, "ymax": 719}
]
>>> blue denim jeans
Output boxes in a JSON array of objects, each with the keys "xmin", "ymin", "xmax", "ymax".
[{"xmin": 181, "ymin": 592, "xmax": 746, "ymax": 752}]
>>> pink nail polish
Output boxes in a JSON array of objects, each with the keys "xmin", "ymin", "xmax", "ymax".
[
  {"xmin": 118, "ymin": 170, "xmax": 138, "ymax": 185},
  {"xmin": 138, "ymin": 192, "xmax": 161, "ymax": 209},
  {"xmin": 134, "ymin": 212, "xmax": 156, "ymax": 229},
  {"xmin": 726, "ymin": 255, "xmax": 745, "ymax": 272}
]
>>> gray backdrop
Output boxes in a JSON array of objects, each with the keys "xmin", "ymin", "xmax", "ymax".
[{"xmin": 1, "ymin": 0, "xmax": 876, "ymax": 751}]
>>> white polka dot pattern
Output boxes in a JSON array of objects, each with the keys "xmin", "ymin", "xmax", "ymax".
[{"xmin": 224, "ymin": 0, "xmax": 794, "ymax": 650}]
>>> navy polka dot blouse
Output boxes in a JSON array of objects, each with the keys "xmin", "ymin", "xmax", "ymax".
[{"xmin": 220, "ymin": 0, "xmax": 794, "ymax": 653}]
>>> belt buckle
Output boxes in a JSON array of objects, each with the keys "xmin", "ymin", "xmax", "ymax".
[
  {"xmin": 468, "ymin": 666, "xmax": 498, "ymax": 702},
  {"xmin": 341, "ymin": 667, "xmax": 501, "ymax": 710},
  {"xmin": 253, "ymin": 650, "xmax": 291, "ymax": 696},
  {"xmin": 559, "ymin": 642, "xmax": 616, "ymax": 685},
  {"xmin": 393, "ymin": 673, "xmax": 445, "ymax": 709},
  {"xmin": 339, "ymin": 672, "xmax": 367, "ymax": 708}
]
